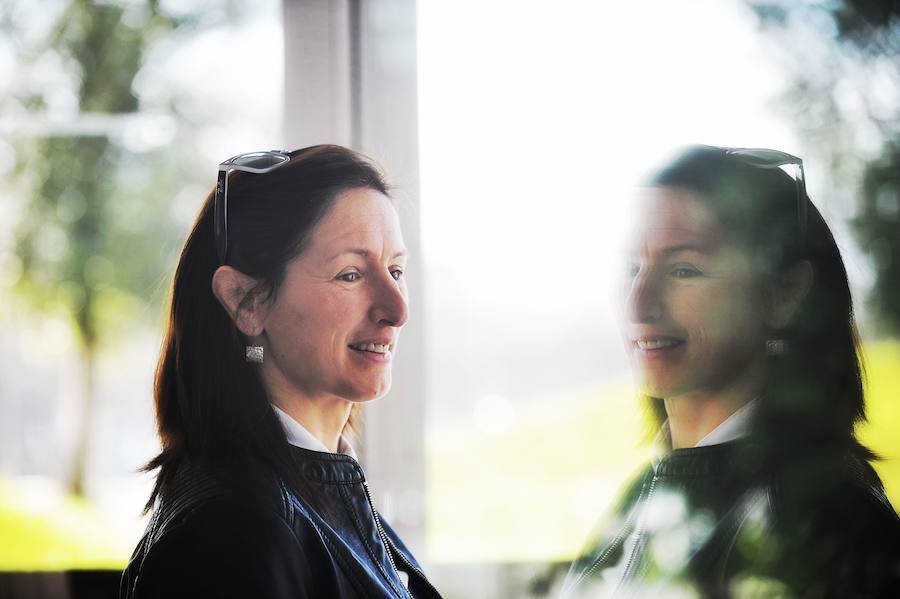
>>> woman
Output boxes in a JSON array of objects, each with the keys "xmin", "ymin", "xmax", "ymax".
[
  {"xmin": 120, "ymin": 145, "xmax": 442, "ymax": 599},
  {"xmin": 563, "ymin": 145, "xmax": 900, "ymax": 598}
]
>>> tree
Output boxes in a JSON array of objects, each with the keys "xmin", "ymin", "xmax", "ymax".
[
  {"xmin": 747, "ymin": 0, "xmax": 900, "ymax": 335},
  {"xmin": 3, "ymin": 0, "xmax": 191, "ymax": 496}
]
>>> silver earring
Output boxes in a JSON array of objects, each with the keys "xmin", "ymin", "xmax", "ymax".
[
  {"xmin": 245, "ymin": 345, "xmax": 264, "ymax": 363},
  {"xmin": 766, "ymin": 339, "xmax": 788, "ymax": 356}
]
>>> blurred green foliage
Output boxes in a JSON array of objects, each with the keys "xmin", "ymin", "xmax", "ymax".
[
  {"xmin": 853, "ymin": 144, "xmax": 900, "ymax": 337},
  {"xmin": 749, "ymin": 0, "xmax": 900, "ymax": 335}
]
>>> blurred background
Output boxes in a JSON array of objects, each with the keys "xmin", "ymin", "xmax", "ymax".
[{"xmin": 0, "ymin": 0, "xmax": 898, "ymax": 597}]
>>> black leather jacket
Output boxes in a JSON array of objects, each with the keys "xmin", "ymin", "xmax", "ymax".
[
  {"xmin": 120, "ymin": 446, "xmax": 442, "ymax": 599},
  {"xmin": 563, "ymin": 440, "xmax": 900, "ymax": 598}
]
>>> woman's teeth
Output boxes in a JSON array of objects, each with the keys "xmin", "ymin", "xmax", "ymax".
[
  {"xmin": 635, "ymin": 339, "xmax": 680, "ymax": 350},
  {"xmin": 351, "ymin": 343, "xmax": 390, "ymax": 354}
]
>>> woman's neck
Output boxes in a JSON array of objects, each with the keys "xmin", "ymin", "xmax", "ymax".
[
  {"xmin": 664, "ymin": 395, "xmax": 748, "ymax": 448},
  {"xmin": 272, "ymin": 395, "xmax": 352, "ymax": 453},
  {"xmin": 262, "ymin": 372, "xmax": 352, "ymax": 452},
  {"xmin": 664, "ymin": 366, "xmax": 764, "ymax": 449}
]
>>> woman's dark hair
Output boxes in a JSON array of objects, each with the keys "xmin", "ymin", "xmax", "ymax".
[
  {"xmin": 644, "ymin": 144, "xmax": 873, "ymax": 461},
  {"xmin": 144, "ymin": 144, "xmax": 390, "ymax": 510}
]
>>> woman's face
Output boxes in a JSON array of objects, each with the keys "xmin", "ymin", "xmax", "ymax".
[
  {"xmin": 621, "ymin": 186, "xmax": 769, "ymax": 400},
  {"xmin": 258, "ymin": 187, "xmax": 409, "ymax": 404}
]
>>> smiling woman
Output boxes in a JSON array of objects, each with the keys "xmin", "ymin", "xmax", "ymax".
[
  {"xmin": 564, "ymin": 145, "xmax": 900, "ymax": 598},
  {"xmin": 120, "ymin": 145, "xmax": 441, "ymax": 599},
  {"xmin": 213, "ymin": 186, "xmax": 409, "ymax": 450}
]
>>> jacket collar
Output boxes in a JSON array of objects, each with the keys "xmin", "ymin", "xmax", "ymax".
[
  {"xmin": 652, "ymin": 441, "xmax": 757, "ymax": 478},
  {"xmin": 289, "ymin": 445, "xmax": 367, "ymax": 485}
]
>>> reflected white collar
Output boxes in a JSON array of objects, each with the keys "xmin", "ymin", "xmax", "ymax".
[
  {"xmin": 654, "ymin": 398, "xmax": 759, "ymax": 456},
  {"xmin": 271, "ymin": 404, "xmax": 358, "ymax": 460},
  {"xmin": 695, "ymin": 398, "xmax": 758, "ymax": 447}
]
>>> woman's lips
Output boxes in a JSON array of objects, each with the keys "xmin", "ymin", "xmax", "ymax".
[
  {"xmin": 348, "ymin": 342, "xmax": 393, "ymax": 363},
  {"xmin": 633, "ymin": 338, "xmax": 682, "ymax": 350},
  {"xmin": 631, "ymin": 337, "xmax": 685, "ymax": 358}
]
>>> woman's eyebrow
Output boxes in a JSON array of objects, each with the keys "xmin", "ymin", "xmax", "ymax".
[
  {"xmin": 328, "ymin": 248, "xmax": 408, "ymax": 261},
  {"xmin": 660, "ymin": 243, "xmax": 712, "ymax": 256},
  {"xmin": 625, "ymin": 243, "xmax": 713, "ymax": 257}
]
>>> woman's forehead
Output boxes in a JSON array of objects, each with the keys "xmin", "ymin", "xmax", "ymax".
[
  {"xmin": 626, "ymin": 186, "xmax": 726, "ymax": 253},
  {"xmin": 305, "ymin": 188, "xmax": 405, "ymax": 256}
]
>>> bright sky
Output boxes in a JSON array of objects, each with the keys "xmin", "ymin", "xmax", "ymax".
[
  {"xmin": 416, "ymin": 0, "xmax": 806, "ymax": 425},
  {"xmin": 418, "ymin": 0, "xmax": 798, "ymax": 311}
]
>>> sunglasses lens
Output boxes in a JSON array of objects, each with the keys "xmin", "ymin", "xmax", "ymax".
[
  {"xmin": 232, "ymin": 152, "xmax": 289, "ymax": 170},
  {"xmin": 727, "ymin": 149, "xmax": 796, "ymax": 168}
]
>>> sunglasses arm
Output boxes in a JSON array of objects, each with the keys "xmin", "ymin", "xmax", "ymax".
[{"xmin": 215, "ymin": 169, "xmax": 229, "ymax": 263}]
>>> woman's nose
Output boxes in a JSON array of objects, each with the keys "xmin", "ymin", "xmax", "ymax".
[
  {"xmin": 625, "ymin": 271, "xmax": 663, "ymax": 323},
  {"xmin": 370, "ymin": 272, "xmax": 409, "ymax": 328}
]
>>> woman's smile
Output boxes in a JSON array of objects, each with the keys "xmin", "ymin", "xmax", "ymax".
[{"xmin": 348, "ymin": 338, "xmax": 395, "ymax": 362}]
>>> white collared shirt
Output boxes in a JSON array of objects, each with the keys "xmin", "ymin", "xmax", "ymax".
[
  {"xmin": 271, "ymin": 404, "xmax": 358, "ymax": 459},
  {"xmin": 694, "ymin": 398, "xmax": 758, "ymax": 447}
]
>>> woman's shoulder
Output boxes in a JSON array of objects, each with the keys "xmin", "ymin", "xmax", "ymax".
[
  {"xmin": 771, "ymin": 450, "xmax": 899, "ymax": 523},
  {"xmin": 762, "ymin": 450, "xmax": 900, "ymax": 595},
  {"xmin": 152, "ymin": 458, "xmax": 289, "ymax": 527},
  {"xmin": 126, "ymin": 460, "xmax": 329, "ymax": 598},
  {"xmin": 132, "ymin": 496, "xmax": 317, "ymax": 598}
]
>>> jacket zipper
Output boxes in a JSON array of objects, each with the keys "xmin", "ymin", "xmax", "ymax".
[
  {"xmin": 363, "ymin": 481, "xmax": 411, "ymax": 599},
  {"xmin": 576, "ymin": 472, "xmax": 655, "ymax": 586},
  {"xmin": 383, "ymin": 530, "xmax": 444, "ymax": 598},
  {"xmin": 577, "ymin": 528, "xmax": 628, "ymax": 584},
  {"xmin": 615, "ymin": 473, "xmax": 659, "ymax": 595}
]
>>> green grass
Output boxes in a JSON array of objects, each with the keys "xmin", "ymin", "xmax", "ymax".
[
  {"xmin": 427, "ymin": 340, "xmax": 900, "ymax": 563},
  {"xmin": 859, "ymin": 340, "xmax": 900, "ymax": 506},
  {"xmin": 0, "ymin": 478, "xmax": 135, "ymax": 570},
  {"xmin": 426, "ymin": 379, "xmax": 649, "ymax": 563}
]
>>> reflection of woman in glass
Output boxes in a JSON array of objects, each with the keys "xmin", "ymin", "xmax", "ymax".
[
  {"xmin": 121, "ymin": 146, "xmax": 442, "ymax": 598},
  {"xmin": 564, "ymin": 146, "xmax": 900, "ymax": 597}
]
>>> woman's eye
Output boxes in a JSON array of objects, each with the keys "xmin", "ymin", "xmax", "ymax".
[
  {"xmin": 337, "ymin": 272, "xmax": 361, "ymax": 282},
  {"xmin": 390, "ymin": 268, "xmax": 404, "ymax": 281},
  {"xmin": 672, "ymin": 267, "xmax": 701, "ymax": 278}
]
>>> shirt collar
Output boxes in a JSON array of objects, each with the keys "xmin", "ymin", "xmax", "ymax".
[
  {"xmin": 271, "ymin": 404, "xmax": 358, "ymax": 460},
  {"xmin": 695, "ymin": 398, "xmax": 758, "ymax": 447}
]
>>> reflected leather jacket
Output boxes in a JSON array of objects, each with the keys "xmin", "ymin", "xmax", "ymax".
[
  {"xmin": 563, "ymin": 440, "xmax": 900, "ymax": 598},
  {"xmin": 120, "ymin": 446, "xmax": 442, "ymax": 599}
]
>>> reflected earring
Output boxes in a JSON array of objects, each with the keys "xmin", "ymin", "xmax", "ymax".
[
  {"xmin": 766, "ymin": 339, "xmax": 788, "ymax": 356},
  {"xmin": 245, "ymin": 345, "xmax": 264, "ymax": 363}
]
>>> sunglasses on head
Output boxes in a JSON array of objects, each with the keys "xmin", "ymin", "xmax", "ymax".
[
  {"xmin": 723, "ymin": 147, "xmax": 808, "ymax": 250},
  {"xmin": 214, "ymin": 150, "xmax": 292, "ymax": 264}
]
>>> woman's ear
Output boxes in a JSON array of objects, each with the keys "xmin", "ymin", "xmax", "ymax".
[
  {"xmin": 765, "ymin": 260, "xmax": 814, "ymax": 330},
  {"xmin": 211, "ymin": 266, "xmax": 268, "ymax": 337}
]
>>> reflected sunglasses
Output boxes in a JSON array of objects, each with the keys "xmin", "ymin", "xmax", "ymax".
[
  {"xmin": 214, "ymin": 150, "xmax": 292, "ymax": 264},
  {"xmin": 724, "ymin": 147, "xmax": 808, "ymax": 249}
]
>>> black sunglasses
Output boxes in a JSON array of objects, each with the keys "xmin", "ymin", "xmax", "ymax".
[
  {"xmin": 724, "ymin": 147, "xmax": 808, "ymax": 249},
  {"xmin": 214, "ymin": 150, "xmax": 292, "ymax": 264}
]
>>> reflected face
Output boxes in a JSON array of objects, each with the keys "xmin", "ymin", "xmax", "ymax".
[
  {"xmin": 259, "ymin": 187, "xmax": 409, "ymax": 404},
  {"xmin": 621, "ymin": 187, "xmax": 768, "ymax": 400}
]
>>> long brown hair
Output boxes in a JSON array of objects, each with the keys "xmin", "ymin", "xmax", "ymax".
[
  {"xmin": 646, "ymin": 145, "xmax": 873, "ymax": 461},
  {"xmin": 144, "ymin": 145, "xmax": 390, "ymax": 510}
]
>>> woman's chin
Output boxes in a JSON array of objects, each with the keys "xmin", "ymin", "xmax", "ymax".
[
  {"xmin": 340, "ymin": 378, "xmax": 393, "ymax": 403},
  {"xmin": 638, "ymin": 377, "xmax": 679, "ymax": 399}
]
